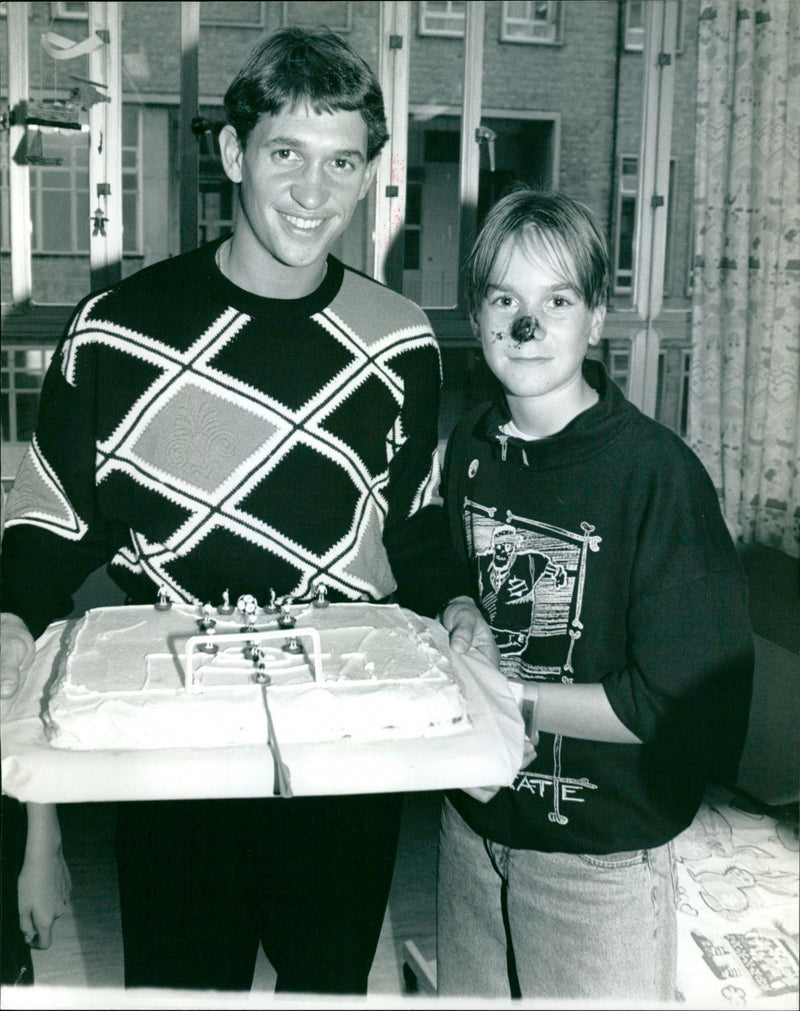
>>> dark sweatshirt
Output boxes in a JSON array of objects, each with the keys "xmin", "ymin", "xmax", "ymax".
[{"xmin": 443, "ymin": 360, "xmax": 754, "ymax": 853}]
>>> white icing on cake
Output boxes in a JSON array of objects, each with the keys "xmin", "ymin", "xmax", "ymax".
[{"xmin": 45, "ymin": 603, "xmax": 469, "ymax": 749}]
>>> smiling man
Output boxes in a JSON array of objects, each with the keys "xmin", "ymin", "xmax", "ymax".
[
  {"xmin": 1, "ymin": 27, "xmax": 478, "ymax": 997},
  {"xmin": 219, "ymin": 104, "xmax": 377, "ymax": 295}
]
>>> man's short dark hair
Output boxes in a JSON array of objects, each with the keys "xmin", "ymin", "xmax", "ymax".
[
  {"xmin": 466, "ymin": 187, "xmax": 610, "ymax": 319},
  {"xmin": 224, "ymin": 27, "xmax": 389, "ymax": 160}
]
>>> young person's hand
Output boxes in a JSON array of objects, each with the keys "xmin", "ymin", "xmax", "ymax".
[
  {"xmin": 462, "ymin": 733, "xmax": 537, "ymax": 804},
  {"xmin": 0, "ymin": 613, "xmax": 35, "ymax": 700},
  {"xmin": 18, "ymin": 805, "xmax": 72, "ymax": 950},
  {"xmin": 441, "ymin": 597, "xmax": 500, "ymax": 665}
]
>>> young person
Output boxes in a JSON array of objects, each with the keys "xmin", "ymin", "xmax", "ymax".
[
  {"xmin": 0, "ymin": 27, "xmax": 478, "ymax": 995},
  {"xmin": 436, "ymin": 188, "xmax": 754, "ymax": 1000},
  {"xmin": 0, "ymin": 796, "xmax": 71, "ymax": 986},
  {"xmin": 2, "ymin": 476, "xmax": 71, "ymax": 986}
]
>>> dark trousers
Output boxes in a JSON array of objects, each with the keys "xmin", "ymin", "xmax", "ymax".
[
  {"xmin": 115, "ymin": 792, "xmax": 403, "ymax": 994},
  {"xmin": 1, "ymin": 796, "xmax": 34, "ymax": 986}
]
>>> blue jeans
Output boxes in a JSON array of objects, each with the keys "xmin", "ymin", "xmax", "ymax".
[{"xmin": 437, "ymin": 797, "xmax": 678, "ymax": 1000}]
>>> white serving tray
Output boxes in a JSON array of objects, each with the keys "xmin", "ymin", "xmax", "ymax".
[{"xmin": 1, "ymin": 614, "xmax": 524, "ymax": 803}]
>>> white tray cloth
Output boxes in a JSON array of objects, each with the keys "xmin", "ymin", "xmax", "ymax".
[{"xmin": 1, "ymin": 618, "xmax": 525, "ymax": 803}]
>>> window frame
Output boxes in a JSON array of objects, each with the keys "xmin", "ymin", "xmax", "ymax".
[
  {"xmin": 1, "ymin": 345, "xmax": 55, "ymax": 444},
  {"xmin": 29, "ymin": 132, "xmax": 90, "ymax": 256},
  {"xmin": 624, "ymin": 0, "xmax": 684, "ymax": 54},
  {"xmin": 418, "ymin": 1, "xmax": 466, "ymax": 39},
  {"xmin": 11, "ymin": 104, "xmax": 143, "ymax": 258},
  {"xmin": 121, "ymin": 104, "xmax": 144, "ymax": 256},
  {"xmin": 400, "ymin": 104, "xmax": 561, "ymax": 312},
  {"xmin": 612, "ymin": 152, "xmax": 676, "ymax": 298},
  {"xmin": 2, "ymin": 1, "xmax": 122, "ymax": 307},
  {"xmin": 607, "ymin": 345, "xmax": 631, "ymax": 398},
  {"xmin": 2, "ymin": 0, "xmax": 688, "ymax": 435},
  {"xmin": 623, "ymin": 0, "xmax": 645, "ymax": 51},
  {"xmin": 500, "ymin": 1, "xmax": 564, "ymax": 47},
  {"xmin": 613, "ymin": 153, "xmax": 639, "ymax": 295},
  {"xmin": 51, "ymin": 2, "xmax": 88, "ymax": 21}
]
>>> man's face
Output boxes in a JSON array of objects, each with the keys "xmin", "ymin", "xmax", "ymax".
[{"xmin": 221, "ymin": 103, "xmax": 378, "ymax": 280}]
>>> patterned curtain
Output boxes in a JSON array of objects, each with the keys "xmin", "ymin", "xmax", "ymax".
[{"xmin": 688, "ymin": 0, "xmax": 800, "ymax": 557}]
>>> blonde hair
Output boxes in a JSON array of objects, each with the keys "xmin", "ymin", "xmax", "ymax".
[{"xmin": 466, "ymin": 188, "xmax": 610, "ymax": 318}]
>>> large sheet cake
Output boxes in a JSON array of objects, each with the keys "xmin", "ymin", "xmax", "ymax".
[{"xmin": 45, "ymin": 601, "xmax": 470, "ymax": 750}]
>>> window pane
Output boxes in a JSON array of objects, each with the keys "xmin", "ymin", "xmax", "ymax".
[
  {"xmin": 476, "ymin": 115, "xmax": 556, "ymax": 226},
  {"xmin": 619, "ymin": 197, "xmax": 636, "ymax": 270},
  {"xmin": 404, "ymin": 13, "xmax": 472, "ymax": 309},
  {"xmin": 1, "ymin": 395, "xmax": 10, "ymax": 441},
  {"xmin": 0, "ymin": 130, "xmax": 8, "ymax": 303},
  {"xmin": 406, "ymin": 178, "xmax": 423, "ymax": 224},
  {"xmin": 123, "ymin": 192, "xmax": 139, "ymax": 253},
  {"xmin": 404, "ymin": 230, "xmax": 421, "ymax": 271},
  {"xmin": 12, "ymin": 368, "xmax": 43, "ymax": 390},
  {"xmin": 625, "ymin": 0, "xmax": 645, "ymax": 50},
  {"xmin": 20, "ymin": 5, "xmax": 92, "ymax": 301},
  {"xmin": 122, "ymin": 105, "xmax": 139, "ymax": 147},
  {"xmin": 419, "ymin": 1, "xmax": 466, "ymax": 38},
  {"xmin": 609, "ymin": 352, "xmax": 630, "ymax": 396},
  {"xmin": 502, "ymin": 1, "xmax": 562, "ymax": 45},
  {"xmin": 55, "ymin": 2, "xmax": 88, "ymax": 19},
  {"xmin": 405, "ymin": 112, "xmax": 462, "ymax": 308},
  {"xmin": 14, "ymin": 394, "xmax": 41, "ymax": 443},
  {"xmin": 41, "ymin": 191, "xmax": 75, "ymax": 251},
  {"xmin": 1, "ymin": 348, "xmax": 52, "ymax": 444},
  {"xmin": 76, "ymin": 191, "xmax": 90, "ymax": 249},
  {"xmin": 39, "ymin": 168, "xmax": 70, "ymax": 189}
]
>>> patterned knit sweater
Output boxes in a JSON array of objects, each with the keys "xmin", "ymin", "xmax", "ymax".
[{"xmin": 2, "ymin": 242, "xmax": 466, "ymax": 637}]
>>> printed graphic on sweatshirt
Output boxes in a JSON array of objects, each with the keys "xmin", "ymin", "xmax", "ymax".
[
  {"xmin": 463, "ymin": 500, "xmax": 601, "ymax": 681},
  {"xmin": 463, "ymin": 499, "xmax": 603, "ymax": 825}
]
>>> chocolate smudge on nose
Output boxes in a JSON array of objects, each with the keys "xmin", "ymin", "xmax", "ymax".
[{"xmin": 511, "ymin": 315, "xmax": 537, "ymax": 343}]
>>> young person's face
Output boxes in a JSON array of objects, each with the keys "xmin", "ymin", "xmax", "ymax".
[
  {"xmin": 474, "ymin": 236, "xmax": 605, "ymax": 408},
  {"xmin": 220, "ymin": 103, "xmax": 378, "ymax": 279}
]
